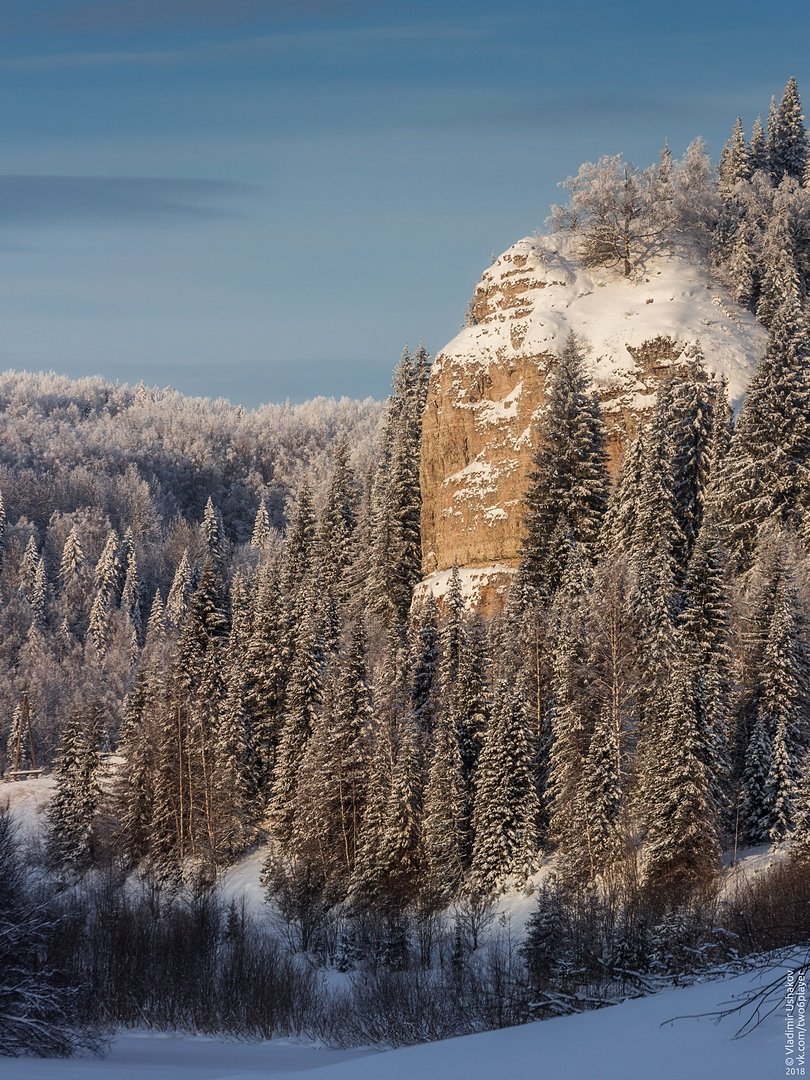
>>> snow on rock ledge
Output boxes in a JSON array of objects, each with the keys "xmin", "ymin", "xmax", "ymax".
[
  {"xmin": 413, "ymin": 564, "xmax": 516, "ymax": 619},
  {"xmin": 419, "ymin": 233, "xmax": 766, "ymax": 607}
]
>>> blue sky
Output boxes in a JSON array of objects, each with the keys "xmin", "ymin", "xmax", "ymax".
[{"xmin": 0, "ymin": 0, "xmax": 808, "ymax": 405}]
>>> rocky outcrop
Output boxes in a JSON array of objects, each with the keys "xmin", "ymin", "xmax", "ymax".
[{"xmin": 417, "ymin": 234, "xmax": 766, "ymax": 609}]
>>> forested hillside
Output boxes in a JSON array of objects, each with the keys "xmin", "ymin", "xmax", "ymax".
[{"xmin": 0, "ymin": 372, "xmax": 381, "ymax": 761}]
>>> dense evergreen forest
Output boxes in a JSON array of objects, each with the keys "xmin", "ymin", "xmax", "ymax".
[{"xmin": 4, "ymin": 77, "xmax": 810, "ymax": 1057}]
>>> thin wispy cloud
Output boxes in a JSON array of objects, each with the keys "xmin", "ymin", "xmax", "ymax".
[
  {"xmin": 52, "ymin": 0, "xmax": 371, "ymax": 32},
  {"xmin": 0, "ymin": 18, "xmax": 494, "ymax": 71},
  {"xmin": 4, "ymin": 0, "xmax": 374, "ymax": 35},
  {"xmin": 445, "ymin": 94, "xmax": 715, "ymax": 134},
  {"xmin": 0, "ymin": 175, "xmax": 255, "ymax": 227}
]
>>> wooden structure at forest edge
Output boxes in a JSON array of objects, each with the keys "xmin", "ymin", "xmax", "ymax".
[{"xmin": 3, "ymin": 691, "xmax": 42, "ymax": 782}]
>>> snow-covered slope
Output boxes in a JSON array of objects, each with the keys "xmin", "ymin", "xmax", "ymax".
[
  {"xmin": 2, "ymin": 775, "xmax": 793, "ymax": 1080},
  {"xmin": 9, "ymin": 959, "xmax": 789, "ymax": 1079},
  {"xmin": 447, "ymin": 233, "xmax": 764, "ymax": 408},
  {"xmin": 2, "ymin": 774, "xmax": 54, "ymax": 839}
]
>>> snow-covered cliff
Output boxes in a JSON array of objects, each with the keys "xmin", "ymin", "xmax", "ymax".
[{"xmin": 418, "ymin": 233, "xmax": 767, "ymax": 611}]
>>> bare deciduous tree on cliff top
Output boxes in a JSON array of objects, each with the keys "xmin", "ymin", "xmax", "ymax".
[
  {"xmin": 550, "ymin": 141, "xmax": 716, "ymax": 276},
  {"xmin": 550, "ymin": 153, "xmax": 670, "ymax": 277}
]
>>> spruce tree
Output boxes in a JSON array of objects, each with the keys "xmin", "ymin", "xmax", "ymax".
[
  {"xmin": 145, "ymin": 590, "xmax": 166, "ymax": 649},
  {"xmin": 268, "ymin": 575, "xmax": 324, "ymax": 845},
  {"xmin": 350, "ymin": 633, "xmax": 411, "ymax": 907},
  {"xmin": 544, "ymin": 569, "xmax": 590, "ymax": 868},
  {"xmin": 280, "ymin": 481, "xmax": 317, "ymax": 600},
  {"xmin": 148, "ymin": 690, "xmax": 187, "ymax": 884},
  {"xmin": 765, "ymin": 715, "xmax": 795, "ymax": 840},
  {"xmin": 420, "ymin": 706, "xmax": 467, "ymax": 905},
  {"xmin": 215, "ymin": 660, "xmax": 259, "ymax": 860},
  {"xmin": 756, "ymin": 187, "xmax": 802, "ymax": 328},
  {"xmin": 120, "ymin": 541, "xmax": 142, "ymax": 647},
  {"xmin": 472, "ymin": 679, "xmax": 540, "ymax": 891},
  {"xmin": 718, "ymin": 117, "xmax": 751, "ymax": 195},
  {"xmin": 791, "ymin": 751, "xmax": 810, "ymax": 859},
  {"xmin": 58, "ymin": 525, "xmax": 84, "ymax": 586},
  {"xmin": 318, "ymin": 432, "xmax": 357, "ymax": 603},
  {"xmin": 300, "ymin": 620, "xmax": 371, "ymax": 886},
  {"xmin": 578, "ymin": 704, "xmax": 622, "ymax": 881},
  {"xmin": 243, "ymin": 560, "xmax": 287, "ymax": 794},
  {"xmin": 749, "ymin": 115, "xmax": 767, "ymax": 173},
  {"xmin": 520, "ymin": 331, "xmax": 609, "ymax": 598},
  {"xmin": 87, "ymin": 531, "xmax": 119, "ymax": 656},
  {"xmin": 201, "ymin": 497, "xmax": 227, "ymax": 578},
  {"xmin": 30, "ymin": 557, "xmax": 48, "ymax": 630},
  {"xmin": 728, "ymin": 219, "xmax": 757, "ymax": 307},
  {"xmin": 712, "ymin": 291, "xmax": 810, "ymax": 566},
  {"xmin": 350, "ymin": 714, "xmax": 393, "ymax": 907},
  {"xmin": 115, "ymin": 668, "xmax": 158, "ymax": 866},
  {"xmin": 375, "ymin": 714, "xmax": 422, "ymax": 906},
  {"xmin": 602, "ymin": 428, "xmax": 645, "ymax": 558},
  {"xmin": 581, "ymin": 556, "xmax": 636, "ymax": 830},
  {"xmin": 741, "ymin": 710, "xmax": 774, "ymax": 843},
  {"xmin": 707, "ymin": 375, "xmax": 734, "ymax": 478},
  {"xmin": 742, "ymin": 570, "xmax": 807, "ymax": 840},
  {"xmin": 250, "ymin": 498, "xmax": 272, "ymax": 550},
  {"xmin": 19, "ymin": 534, "xmax": 40, "ymax": 602},
  {"xmin": 767, "ymin": 77, "xmax": 808, "ymax": 183},
  {"xmin": 667, "ymin": 352, "xmax": 716, "ymax": 565},
  {"xmin": 46, "ymin": 709, "xmax": 101, "ymax": 874},
  {"xmin": 166, "ymin": 549, "xmax": 192, "ymax": 629},
  {"xmin": 409, "ymin": 596, "xmax": 440, "ymax": 743},
  {"xmin": 181, "ymin": 552, "xmax": 230, "ymax": 663},
  {"xmin": 367, "ymin": 346, "xmax": 429, "ymax": 625},
  {"xmin": 454, "ymin": 614, "xmax": 489, "ymax": 793},
  {"xmin": 679, "ymin": 528, "xmax": 733, "ymax": 820},
  {"xmin": 642, "ymin": 649, "xmax": 720, "ymax": 900},
  {"xmin": 765, "ymin": 95, "xmax": 780, "ymax": 175}
]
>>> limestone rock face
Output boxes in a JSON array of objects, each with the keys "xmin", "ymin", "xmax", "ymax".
[{"xmin": 417, "ymin": 233, "xmax": 766, "ymax": 607}]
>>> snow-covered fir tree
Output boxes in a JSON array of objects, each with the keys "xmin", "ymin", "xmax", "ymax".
[
  {"xmin": 642, "ymin": 647, "xmax": 721, "ymax": 900},
  {"xmin": 250, "ymin": 498, "xmax": 272, "ymax": 550},
  {"xmin": 578, "ymin": 704, "xmax": 623, "ymax": 881},
  {"xmin": 749, "ymin": 114, "xmax": 767, "ymax": 173},
  {"xmin": 792, "ymin": 751, "xmax": 810, "ymax": 859},
  {"xmin": 472, "ymin": 678, "xmax": 541, "ymax": 892},
  {"xmin": 46, "ymin": 708, "xmax": 101, "ymax": 874},
  {"xmin": 87, "ymin": 530, "xmax": 120, "ymax": 656},
  {"xmin": 420, "ymin": 700, "xmax": 468, "ymax": 905},
  {"xmin": 712, "ymin": 289, "xmax": 810, "ymax": 566},
  {"xmin": 520, "ymin": 331, "xmax": 608, "ymax": 599},
  {"xmin": 267, "ymin": 574, "xmax": 325, "ymax": 846},
  {"xmin": 766, "ymin": 76, "xmax": 808, "ymax": 183},
  {"xmin": 165, "ymin": 548, "xmax": 192, "ymax": 629},
  {"xmin": 741, "ymin": 564, "xmax": 807, "ymax": 841},
  {"xmin": 718, "ymin": 117, "xmax": 751, "ymax": 196},
  {"xmin": 367, "ymin": 346, "xmax": 429, "ymax": 626}
]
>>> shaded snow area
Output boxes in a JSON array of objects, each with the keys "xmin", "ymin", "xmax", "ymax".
[
  {"xmin": 3, "ymin": 962, "xmax": 791, "ymax": 1080},
  {"xmin": 443, "ymin": 233, "xmax": 767, "ymax": 408},
  {"xmin": 0, "ymin": 1037, "xmax": 372, "ymax": 1079},
  {"xmin": 1, "ymin": 774, "xmax": 54, "ymax": 840}
]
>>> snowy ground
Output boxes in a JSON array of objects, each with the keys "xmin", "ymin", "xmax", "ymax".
[
  {"xmin": 2, "ymin": 960, "xmax": 792, "ymax": 1080},
  {"xmin": 2, "ymin": 774, "xmax": 55, "ymax": 840},
  {"xmin": 2, "ymin": 776, "xmax": 795, "ymax": 1079}
]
